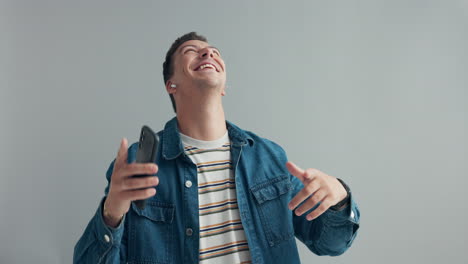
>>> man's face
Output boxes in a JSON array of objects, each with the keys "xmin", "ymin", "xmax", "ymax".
[{"xmin": 168, "ymin": 40, "xmax": 226, "ymax": 94}]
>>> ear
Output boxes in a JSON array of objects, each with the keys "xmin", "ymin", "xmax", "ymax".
[{"xmin": 165, "ymin": 81, "xmax": 176, "ymax": 95}]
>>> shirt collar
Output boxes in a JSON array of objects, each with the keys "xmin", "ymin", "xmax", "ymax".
[{"xmin": 161, "ymin": 116, "xmax": 254, "ymax": 160}]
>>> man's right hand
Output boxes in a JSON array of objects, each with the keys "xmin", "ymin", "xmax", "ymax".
[{"xmin": 103, "ymin": 137, "xmax": 159, "ymax": 227}]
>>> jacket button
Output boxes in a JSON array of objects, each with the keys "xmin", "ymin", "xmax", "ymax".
[
  {"xmin": 351, "ymin": 210, "xmax": 355, "ymax": 219},
  {"xmin": 104, "ymin": 234, "xmax": 110, "ymax": 243},
  {"xmin": 186, "ymin": 228, "xmax": 193, "ymax": 236},
  {"xmin": 185, "ymin": 180, "xmax": 192, "ymax": 188}
]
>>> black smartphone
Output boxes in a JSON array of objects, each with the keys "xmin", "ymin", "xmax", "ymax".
[{"xmin": 133, "ymin": 125, "xmax": 159, "ymax": 210}]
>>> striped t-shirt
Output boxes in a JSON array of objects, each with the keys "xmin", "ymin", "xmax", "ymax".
[{"xmin": 180, "ymin": 130, "xmax": 252, "ymax": 264}]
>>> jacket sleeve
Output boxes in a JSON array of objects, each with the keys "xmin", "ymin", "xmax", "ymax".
[
  {"xmin": 291, "ymin": 173, "xmax": 361, "ymax": 256},
  {"xmin": 73, "ymin": 143, "xmax": 138, "ymax": 263},
  {"xmin": 271, "ymin": 142, "xmax": 361, "ymax": 256}
]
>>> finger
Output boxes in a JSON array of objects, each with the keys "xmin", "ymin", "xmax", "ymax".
[
  {"xmin": 305, "ymin": 197, "xmax": 331, "ymax": 221},
  {"xmin": 116, "ymin": 138, "xmax": 128, "ymax": 165},
  {"xmin": 288, "ymin": 179, "xmax": 320, "ymax": 210},
  {"xmin": 286, "ymin": 161, "xmax": 306, "ymax": 182},
  {"xmin": 121, "ymin": 187, "xmax": 156, "ymax": 201},
  {"xmin": 294, "ymin": 189, "xmax": 326, "ymax": 216},
  {"xmin": 122, "ymin": 163, "xmax": 158, "ymax": 177},
  {"xmin": 121, "ymin": 176, "xmax": 159, "ymax": 191}
]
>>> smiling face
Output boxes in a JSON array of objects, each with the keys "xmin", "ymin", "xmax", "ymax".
[{"xmin": 167, "ymin": 40, "xmax": 227, "ymax": 98}]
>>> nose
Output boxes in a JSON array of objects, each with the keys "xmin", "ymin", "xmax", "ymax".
[{"xmin": 199, "ymin": 47, "xmax": 214, "ymax": 58}]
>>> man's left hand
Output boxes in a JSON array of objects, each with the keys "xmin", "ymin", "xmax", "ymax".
[{"xmin": 286, "ymin": 161, "xmax": 348, "ymax": 221}]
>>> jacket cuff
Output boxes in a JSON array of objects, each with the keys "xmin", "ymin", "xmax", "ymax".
[
  {"xmin": 94, "ymin": 196, "xmax": 126, "ymax": 248},
  {"xmin": 324, "ymin": 192, "xmax": 360, "ymax": 226}
]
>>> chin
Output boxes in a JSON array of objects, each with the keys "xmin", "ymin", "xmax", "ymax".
[{"xmin": 194, "ymin": 78, "xmax": 224, "ymax": 88}]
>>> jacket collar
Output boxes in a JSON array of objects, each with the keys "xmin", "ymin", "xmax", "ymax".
[{"xmin": 161, "ymin": 116, "xmax": 254, "ymax": 160}]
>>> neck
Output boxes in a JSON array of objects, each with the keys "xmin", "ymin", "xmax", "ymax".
[{"xmin": 176, "ymin": 95, "xmax": 227, "ymax": 141}]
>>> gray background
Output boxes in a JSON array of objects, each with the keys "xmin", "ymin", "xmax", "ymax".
[{"xmin": 1, "ymin": 0, "xmax": 467, "ymax": 263}]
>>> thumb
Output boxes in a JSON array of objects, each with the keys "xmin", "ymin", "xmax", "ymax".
[
  {"xmin": 117, "ymin": 137, "xmax": 128, "ymax": 164},
  {"xmin": 286, "ymin": 161, "xmax": 306, "ymax": 182}
]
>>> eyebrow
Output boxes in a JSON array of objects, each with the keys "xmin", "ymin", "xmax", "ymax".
[{"xmin": 179, "ymin": 44, "xmax": 221, "ymax": 54}]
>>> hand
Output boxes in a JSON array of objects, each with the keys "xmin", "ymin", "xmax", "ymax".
[
  {"xmin": 105, "ymin": 138, "xmax": 159, "ymax": 219},
  {"xmin": 286, "ymin": 161, "xmax": 347, "ymax": 221}
]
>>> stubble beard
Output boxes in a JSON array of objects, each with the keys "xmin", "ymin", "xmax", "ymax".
[{"xmin": 193, "ymin": 77, "xmax": 224, "ymax": 95}]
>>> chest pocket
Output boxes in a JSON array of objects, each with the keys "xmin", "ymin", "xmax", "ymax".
[
  {"xmin": 250, "ymin": 175, "xmax": 294, "ymax": 247},
  {"xmin": 128, "ymin": 201, "xmax": 175, "ymax": 264}
]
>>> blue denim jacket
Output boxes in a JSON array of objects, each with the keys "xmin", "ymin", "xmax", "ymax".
[{"xmin": 74, "ymin": 117, "xmax": 360, "ymax": 264}]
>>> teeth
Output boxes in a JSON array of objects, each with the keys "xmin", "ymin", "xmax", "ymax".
[{"xmin": 199, "ymin": 64, "xmax": 215, "ymax": 70}]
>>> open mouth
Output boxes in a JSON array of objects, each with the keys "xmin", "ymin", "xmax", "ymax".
[{"xmin": 194, "ymin": 63, "xmax": 219, "ymax": 72}]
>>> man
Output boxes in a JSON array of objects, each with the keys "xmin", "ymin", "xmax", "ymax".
[{"xmin": 73, "ymin": 32, "xmax": 360, "ymax": 264}]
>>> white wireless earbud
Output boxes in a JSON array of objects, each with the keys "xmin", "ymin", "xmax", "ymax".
[{"xmin": 170, "ymin": 84, "xmax": 177, "ymax": 88}]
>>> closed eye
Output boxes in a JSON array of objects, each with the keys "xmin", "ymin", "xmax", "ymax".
[{"xmin": 184, "ymin": 48, "xmax": 197, "ymax": 54}]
